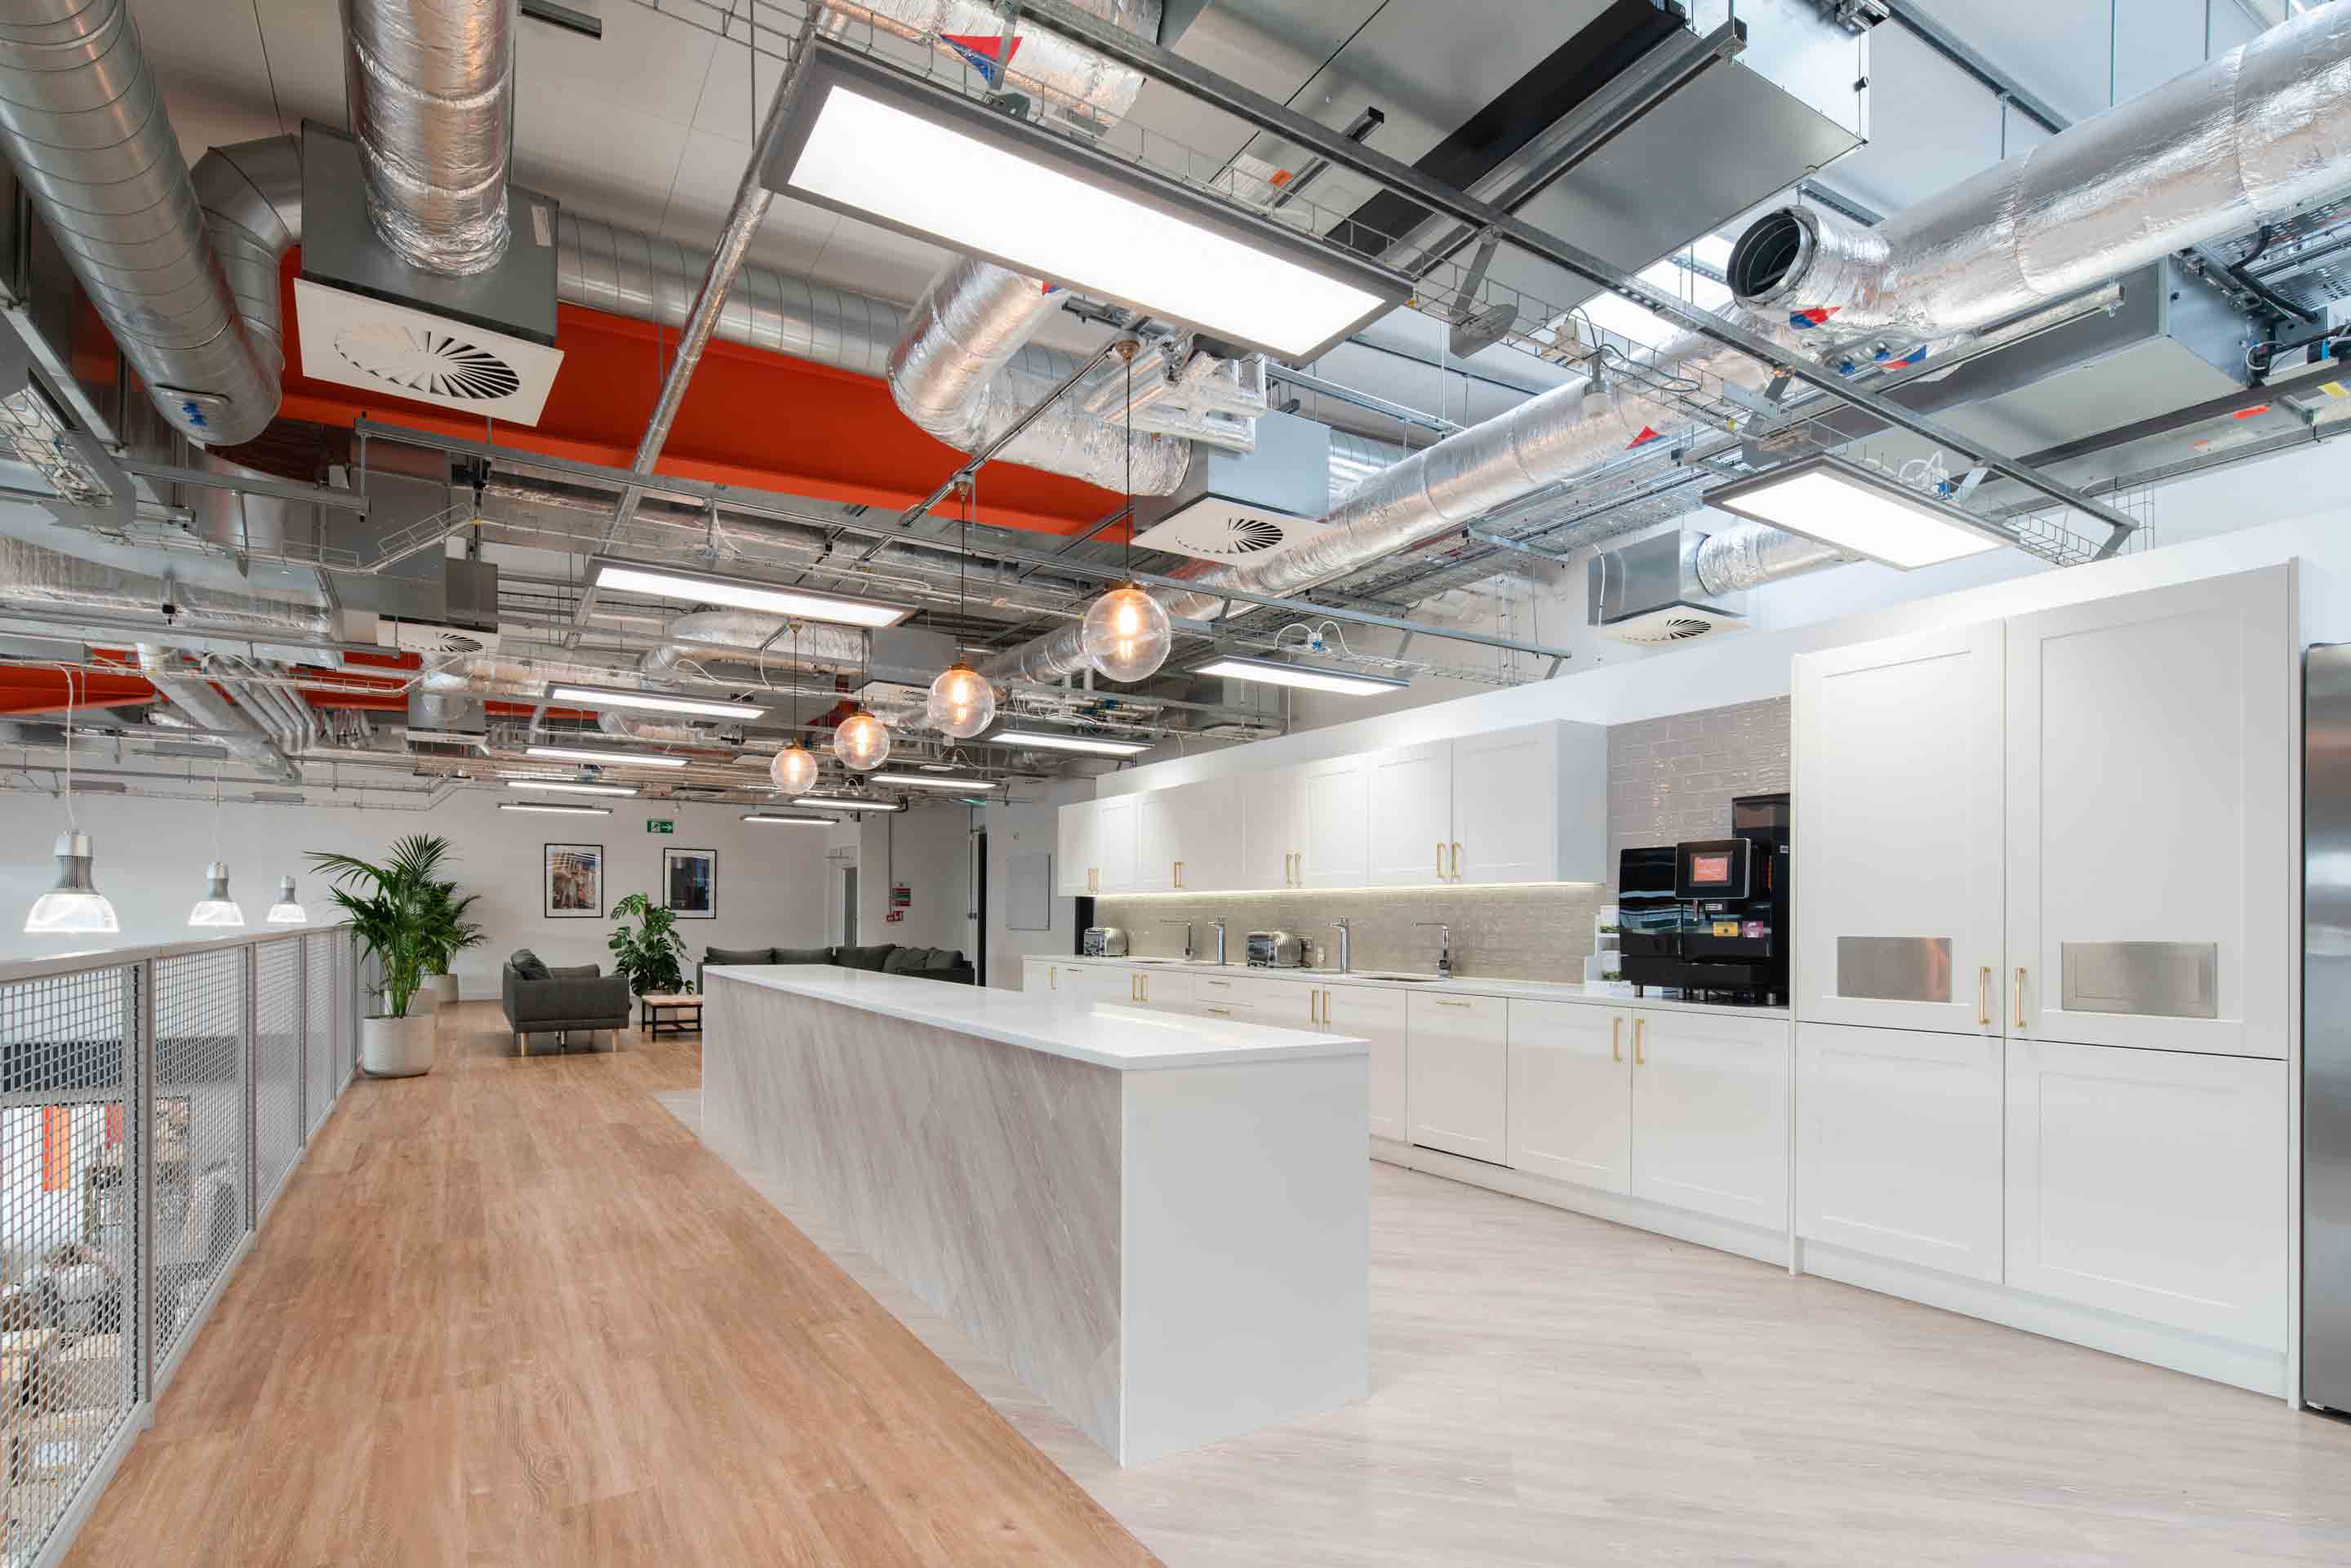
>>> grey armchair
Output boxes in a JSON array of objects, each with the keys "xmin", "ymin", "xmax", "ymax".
[{"xmin": 501, "ymin": 950, "xmax": 632, "ymax": 1055}]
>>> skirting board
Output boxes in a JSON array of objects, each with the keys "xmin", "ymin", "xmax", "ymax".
[{"xmin": 1798, "ymin": 1241, "xmax": 2287, "ymax": 1399}]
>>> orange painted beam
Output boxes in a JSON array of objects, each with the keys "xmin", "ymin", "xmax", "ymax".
[
  {"xmin": 0, "ymin": 665, "xmax": 157, "ymax": 717},
  {"xmin": 277, "ymin": 255, "xmax": 1130, "ymax": 538}
]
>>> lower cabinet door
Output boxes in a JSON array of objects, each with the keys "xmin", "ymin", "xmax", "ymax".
[
  {"xmin": 1795, "ymin": 1023, "xmax": 2003, "ymax": 1281},
  {"xmin": 2004, "ymin": 1039, "xmax": 2287, "ymax": 1345},
  {"xmin": 1076, "ymin": 965, "xmax": 1134, "ymax": 1005},
  {"xmin": 1629, "ymin": 1010, "xmax": 1790, "ymax": 1229},
  {"xmin": 1129, "ymin": 970, "xmax": 1190, "ymax": 1012},
  {"xmin": 1505, "ymin": 1000, "xmax": 1630, "ymax": 1192},
  {"xmin": 1322, "ymin": 984, "xmax": 1411, "ymax": 1144},
  {"xmin": 1407, "ymin": 992, "xmax": 1508, "ymax": 1162}
]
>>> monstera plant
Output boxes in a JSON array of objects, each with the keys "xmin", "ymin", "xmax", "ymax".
[{"xmin": 607, "ymin": 892, "xmax": 687, "ymax": 997}]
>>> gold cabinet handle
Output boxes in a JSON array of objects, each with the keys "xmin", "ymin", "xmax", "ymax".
[
  {"xmin": 1977, "ymin": 966, "xmax": 1991, "ymax": 1028},
  {"xmin": 1204, "ymin": 1006, "xmax": 1233, "ymax": 1017},
  {"xmin": 1611, "ymin": 1016, "xmax": 1622, "ymax": 1064},
  {"xmin": 1451, "ymin": 842, "xmax": 1462, "ymax": 880},
  {"xmin": 1312, "ymin": 989, "xmax": 1324, "ymax": 1025},
  {"xmin": 1433, "ymin": 999, "xmax": 1472, "ymax": 1009},
  {"xmin": 2015, "ymin": 966, "xmax": 2026, "ymax": 1030},
  {"xmin": 1140, "ymin": 974, "xmax": 1149, "ymax": 1003},
  {"xmin": 1633, "ymin": 1016, "xmax": 1646, "ymax": 1065},
  {"xmin": 1437, "ymin": 842, "xmax": 1445, "ymax": 879},
  {"xmin": 1051, "ymin": 966, "xmax": 1058, "ymax": 991},
  {"xmin": 1174, "ymin": 860, "xmax": 1184, "ymax": 889},
  {"xmin": 1203, "ymin": 978, "xmax": 1228, "ymax": 988}
]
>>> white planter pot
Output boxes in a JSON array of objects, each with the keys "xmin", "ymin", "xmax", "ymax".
[
  {"xmin": 424, "ymin": 973, "xmax": 460, "ymax": 1007},
  {"xmin": 361, "ymin": 1012, "xmax": 435, "ymax": 1077}
]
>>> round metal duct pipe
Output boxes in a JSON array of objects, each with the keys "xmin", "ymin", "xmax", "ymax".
[{"xmin": 341, "ymin": 0, "xmax": 514, "ymax": 274}]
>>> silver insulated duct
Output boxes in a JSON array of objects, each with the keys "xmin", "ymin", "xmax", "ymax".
[
  {"xmin": 1729, "ymin": 2, "xmax": 2351, "ymax": 341},
  {"xmin": 0, "ymin": 1, "xmax": 282, "ymax": 445},
  {"xmin": 341, "ymin": 0, "xmax": 514, "ymax": 275},
  {"xmin": 0, "ymin": 534, "xmax": 333, "ymax": 637},
  {"xmin": 816, "ymin": 1, "xmax": 1158, "ymax": 133},
  {"xmin": 601, "ymin": 611, "xmax": 873, "ymax": 744}
]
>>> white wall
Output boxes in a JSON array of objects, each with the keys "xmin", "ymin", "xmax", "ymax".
[
  {"xmin": 976, "ymin": 778, "xmax": 1090, "ymax": 989},
  {"xmin": 856, "ymin": 802, "xmax": 973, "ymax": 955},
  {"xmin": 0, "ymin": 788, "xmax": 833, "ymax": 997}
]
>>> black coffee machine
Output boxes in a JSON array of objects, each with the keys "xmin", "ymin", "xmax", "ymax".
[{"xmin": 1616, "ymin": 792, "xmax": 1790, "ymax": 1005}]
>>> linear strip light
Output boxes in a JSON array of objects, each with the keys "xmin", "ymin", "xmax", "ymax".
[
  {"xmin": 986, "ymin": 728, "xmax": 1151, "ymax": 757},
  {"xmin": 1702, "ymin": 452, "xmax": 2009, "ymax": 571},
  {"xmin": 506, "ymin": 780, "xmax": 639, "ymax": 797},
  {"xmin": 868, "ymin": 772, "xmax": 1002, "ymax": 791},
  {"xmin": 761, "ymin": 41, "xmax": 1407, "ymax": 363},
  {"xmin": 526, "ymin": 745, "xmax": 691, "ymax": 769},
  {"xmin": 741, "ymin": 813, "xmax": 833, "ymax": 826},
  {"xmin": 500, "ymin": 802, "xmax": 614, "ymax": 815},
  {"xmin": 1189, "ymin": 654, "xmax": 1411, "ymax": 696},
  {"xmin": 549, "ymin": 684, "xmax": 767, "ymax": 720},
  {"xmin": 793, "ymin": 795, "xmax": 905, "ymax": 813},
  {"xmin": 589, "ymin": 558, "xmax": 913, "ymax": 629}
]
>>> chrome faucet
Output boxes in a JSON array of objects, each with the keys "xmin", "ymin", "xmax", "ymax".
[
  {"xmin": 1209, "ymin": 917, "xmax": 1228, "ymax": 966},
  {"xmin": 1330, "ymin": 917, "xmax": 1353, "ymax": 975},
  {"xmin": 1413, "ymin": 921, "xmax": 1453, "ymax": 979},
  {"xmin": 1158, "ymin": 919, "xmax": 1194, "ymax": 961}
]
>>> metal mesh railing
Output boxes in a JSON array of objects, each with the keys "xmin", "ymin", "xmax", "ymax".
[
  {"xmin": 0, "ymin": 964, "xmax": 136, "ymax": 1568},
  {"xmin": 251, "ymin": 941, "xmax": 303, "ymax": 1217},
  {"xmin": 149, "ymin": 949, "xmax": 248, "ymax": 1380},
  {"xmin": 334, "ymin": 943, "xmax": 356, "ymax": 1092},
  {"xmin": 303, "ymin": 936, "xmax": 334, "ymax": 1141}
]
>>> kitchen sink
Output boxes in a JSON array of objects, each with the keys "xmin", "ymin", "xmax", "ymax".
[
  {"xmin": 1348, "ymin": 971, "xmax": 1450, "ymax": 983},
  {"xmin": 1124, "ymin": 956, "xmax": 1185, "ymax": 964}
]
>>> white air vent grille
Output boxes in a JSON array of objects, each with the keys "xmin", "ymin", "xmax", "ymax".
[
  {"xmin": 379, "ymin": 618, "xmax": 502, "ymax": 656},
  {"xmin": 1129, "ymin": 497, "xmax": 1327, "ymax": 563},
  {"xmin": 1598, "ymin": 602, "xmax": 1748, "ymax": 646},
  {"xmin": 294, "ymin": 279, "xmax": 564, "ymax": 424}
]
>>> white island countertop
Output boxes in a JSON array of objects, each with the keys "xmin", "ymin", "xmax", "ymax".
[{"xmin": 707, "ymin": 964, "xmax": 1370, "ymax": 1069}]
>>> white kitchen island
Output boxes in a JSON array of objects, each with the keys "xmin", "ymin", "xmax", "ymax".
[{"xmin": 700, "ymin": 965, "xmax": 1371, "ymax": 1465}]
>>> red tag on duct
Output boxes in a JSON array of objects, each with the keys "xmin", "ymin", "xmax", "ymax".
[
  {"xmin": 1627, "ymin": 426, "xmax": 1661, "ymax": 447},
  {"xmin": 941, "ymin": 33, "xmax": 1022, "ymax": 86}
]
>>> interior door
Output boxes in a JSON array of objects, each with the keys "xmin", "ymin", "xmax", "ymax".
[
  {"xmin": 1367, "ymin": 741, "xmax": 1453, "ymax": 886},
  {"xmin": 1794, "ymin": 1022, "xmax": 2003, "ymax": 1281},
  {"xmin": 1793, "ymin": 621, "xmax": 2005, "ymax": 1035},
  {"xmin": 1505, "ymin": 999, "xmax": 1631, "ymax": 1193},
  {"xmin": 1322, "ymin": 984, "xmax": 1411, "ymax": 1144},
  {"xmin": 1299, "ymin": 753, "xmax": 1370, "ymax": 887},
  {"xmin": 2005, "ymin": 566, "xmax": 2291, "ymax": 1058},
  {"xmin": 2004, "ymin": 1037, "xmax": 2287, "ymax": 1345},
  {"xmin": 1095, "ymin": 795, "xmax": 1138, "ymax": 895},
  {"xmin": 1241, "ymin": 766, "xmax": 1307, "ymax": 890},
  {"xmin": 1452, "ymin": 724, "xmax": 1557, "ymax": 884},
  {"xmin": 1629, "ymin": 1009, "xmax": 1789, "ymax": 1231}
]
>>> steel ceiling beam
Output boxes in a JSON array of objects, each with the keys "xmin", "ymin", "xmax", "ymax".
[
  {"xmin": 1007, "ymin": 0, "xmax": 2146, "ymax": 547},
  {"xmin": 119, "ymin": 460, "xmax": 371, "ymax": 515}
]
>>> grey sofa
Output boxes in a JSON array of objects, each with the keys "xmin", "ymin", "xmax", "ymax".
[
  {"xmin": 501, "ymin": 950, "xmax": 633, "ymax": 1054},
  {"xmin": 696, "ymin": 942, "xmax": 975, "ymax": 993}
]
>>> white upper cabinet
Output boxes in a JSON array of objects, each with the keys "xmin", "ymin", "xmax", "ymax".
[
  {"xmin": 1453, "ymin": 722, "xmax": 1607, "ymax": 884},
  {"xmin": 1241, "ymin": 767, "xmax": 1307, "ymax": 890},
  {"xmin": 1094, "ymin": 794, "xmax": 1137, "ymax": 895},
  {"xmin": 1056, "ymin": 800, "xmax": 1099, "ymax": 897},
  {"xmin": 1367, "ymin": 740, "xmax": 1454, "ymax": 886},
  {"xmin": 1136, "ymin": 778, "xmax": 1245, "ymax": 894},
  {"xmin": 2004, "ymin": 567, "xmax": 2291, "ymax": 1059},
  {"xmin": 1299, "ymin": 753, "xmax": 1371, "ymax": 887},
  {"xmin": 1134, "ymin": 789, "xmax": 1180, "ymax": 894},
  {"xmin": 1793, "ymin": 622, "xmax": 2006, "ymax": 1036}
]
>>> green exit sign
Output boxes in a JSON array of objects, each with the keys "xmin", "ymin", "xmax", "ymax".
[{"xmin": 646, "ymin": 819, "xmax": 674, "ymax": 834}]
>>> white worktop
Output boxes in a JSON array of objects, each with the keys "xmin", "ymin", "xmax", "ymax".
[
  {"xmin": 706, "ymin": 964, "xmax": 1371, "ymax": 1069},
  {"xmin": 1038, "ymin": 955, "xmax": 1792, "ymax": 1020}
]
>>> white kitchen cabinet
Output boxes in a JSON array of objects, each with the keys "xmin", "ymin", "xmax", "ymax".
[
  {"xmin": 1367, "ymin": 741, "xmax": 1453, "ymax": 886},
  {"xmin": 1506, "ymin": 999, "xmax": 1631, "ymax": 1193},
  {"xmin": 1629, "ymin": 1009, "xmax": 1789, "ymax": 1231},
  {"xmin": 1136, "ymin": 779, "xmax": 1246, "ymax": 894},
  {"xmin": 1024, "ymin": 958, "xmax": 1127, "ymax": 1003},
  {"xmin": 1134, "ymin": 790, "xmax": 1180, "ymax": 894},
  {"xmin": 1093, "ymin": 794, "xmax": 1137, "ymax": 895},
  {"xmin": 1793, "ymin": 622, "xmax": 2006, "ymax": 1036},
  {"xmin": 1299, "ymin": 753, "xmax": 1370, "ymax": 887},
  {"xmin": 1241, "ymin": 766, "xmax": 1307, "ymax": 890},
  {"xmin": 1323, "ymin": 984, "xmax": 1411, "ymax": 1144},
  {"xmin": 1795, "ymin": 1023, "xmax": 2003, "ymax": 1281},
  {"xmin": 1406, "ymin": 991, "xmax": 1507, "ymax": 1162},
  {"xmin": 1452, "ymin": 722, "xmax": 1607, "ymax": 885},
  {"xmin": 2004, "ymin": 1038, "xmax": 2287, "ymax": 1346},
  {"xmin": 1056, "ymin": 802, "xmax": 1099, "ymax": 898},
  {"xmin": 1124, "ymin": 967, "xmax": 1189, "ymax": 1011},
  {"xmin": 2004, "ymin": 568, "xmax": 2291, "ymax": 1059}
]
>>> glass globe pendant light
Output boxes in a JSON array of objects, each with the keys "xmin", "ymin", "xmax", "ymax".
[
  {"xmin": 1079, "ymin": 340, "xmax": 1172, "ymax": 683},
  {"xmin": 24, "ymin": 668, "xmax": 119, "ymax": 935},
  {"xmin": 833, "ymin": 707, "xmax": 891, "ymax": 771},
  {"xmin": 265, "ymin": 875, "xmax": 309, "ymax": 924},
  {"xmin": 189, "ymin": 761, "xmax": 246, "ymax": 927},
  {"xmin": 926, "ymin": 476, "xmax": 997, "ymax": 739},
  {"xmin": 769, "ymin": 620, "xmax": 822, "ymax": 794}
]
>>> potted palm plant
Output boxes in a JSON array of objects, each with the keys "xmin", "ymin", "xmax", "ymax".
[
  {"xmin": 308, "ymin": 834, "xmax": 456, "ymax": 1077},
  {"xmin": 418, "ymin": 881, "xmax": 483, "ymax": 1010},
  {"xmin": 607, "ymin": 892, "xmax": 687, "ymax": 997}
]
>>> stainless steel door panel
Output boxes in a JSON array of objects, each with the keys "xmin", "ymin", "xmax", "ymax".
[
  {"xmin": 2304, "ymin": 643, "xmax": 2351, "ymax": 1412},
  {"xmin": 1836, "ymin": 935, "xmax": 1953, "ymax": 1003},
  {"xmin": 2059, "ymin": 941, "xmax": 2220, "ymax": 1020}
]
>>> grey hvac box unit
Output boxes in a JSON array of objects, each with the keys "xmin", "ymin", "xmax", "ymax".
[
  {"xmin": 1127, "ymin": 411, "xmax": 1334, "ymax": 563},
  {"xmin": 1588, "ymin": 529, "xmax": 1749, "ymax": 646}
]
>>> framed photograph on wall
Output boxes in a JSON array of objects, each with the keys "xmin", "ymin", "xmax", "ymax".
[
  {"xmin": 544, "ymin": 843, "xmax": 604, "ymax": 918},
  {"xmin": 664, "ymin": 846, "xmax": 716, "ymax": 919}
]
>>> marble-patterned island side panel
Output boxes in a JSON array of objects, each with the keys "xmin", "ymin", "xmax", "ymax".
[{"xmin": 702, "ymin": 977, "xmax": 1125, "ymax": 1455}]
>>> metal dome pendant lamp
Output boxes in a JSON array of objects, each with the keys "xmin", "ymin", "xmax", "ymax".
[
  {"xmin": 769, "ymin": 621, "xmax": 821, "ymax": 796},
  {"xmin": 833, "ymin": 628, "xmax": 891, "ymax": 772},
  {"xmin": 188, "ymin": 758, "xmax": 246, "ymax": 927},
  {"xmin": 1080, "ymin": 340, "xmax": 1172, "ymax": 684},
  {"xmin": 927, "ymin": 474, "xmax": 998, "ymax": 740},
  {"xmin": 24, "ymin": 667, "xmax": 119, "ymax": 935}
]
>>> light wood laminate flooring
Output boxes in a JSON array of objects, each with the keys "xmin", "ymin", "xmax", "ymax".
[{"xmin": 59, "ymin": 1002, "xmax": 1161, "ymax": 1568}]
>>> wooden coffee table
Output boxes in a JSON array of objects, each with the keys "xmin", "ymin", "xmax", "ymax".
[{"xmin": 638, "ymin": 993, "xmax": 702, "ymax": 1037}]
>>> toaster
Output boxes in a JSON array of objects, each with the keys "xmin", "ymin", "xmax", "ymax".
[
  {"xmin": 1082, "ymin": 926, "xmax": 1128, "ymax": 957},
  {"xmin": 1245, "ymin": 930, "xmax": 1304, "ymax": 968}
]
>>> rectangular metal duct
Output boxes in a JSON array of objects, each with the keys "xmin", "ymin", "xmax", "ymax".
[
  {"xmin": 1128, "ymin": 410, "xmax": 1334, "ymax": 563},
  {"xmin": 1588, "ymin": 528, "xmax": 1749, "ymax": 646}
]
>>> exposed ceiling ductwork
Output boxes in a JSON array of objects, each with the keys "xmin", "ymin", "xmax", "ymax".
[
  {"xmin": 816, "ymin": 0, "xmax": 1160, "ymax": 134},
  {"xmin": 340, "ymin": 0, "xmax": 513, "ymax": 276},
  {"xmin": 0, "ymin": 533, "xmax": 333, "ymax": 638},
  {"xmin": 135, "ymin": 643, "xmax": 301, "ymax": 784}
]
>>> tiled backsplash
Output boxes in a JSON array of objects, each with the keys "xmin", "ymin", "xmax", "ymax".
[
  {"xmin": 1094, "ymin": 696, "xmax": 1793, "ymax": 979},
  {"xmin": 1608, "ymin": 696, "xmax": 1792, "ymax": 892}
]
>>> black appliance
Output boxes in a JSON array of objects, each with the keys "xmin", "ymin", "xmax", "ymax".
[{"xmin": 1617, "ymin": 792, "xmax": 1790, "ymax": 1004}]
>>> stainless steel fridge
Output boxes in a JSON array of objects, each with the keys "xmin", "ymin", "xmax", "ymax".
[{"xmin": 2304, "ymin": 645, "xmax": 2351, "ymax": 1412}]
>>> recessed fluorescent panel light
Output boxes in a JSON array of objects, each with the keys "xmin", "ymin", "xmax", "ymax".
[
  {"xmin": 741, "ymin": 813, "xmax": 831, "ymax": 825},
  {"xmin": 762, "ymin": 42, "xmax": 1407, "ymax": 362},
  {"xmin": 526, "ymin": 745, "xmax": 690, "ymax": 769},
  {"xmin": 869, "ymin": 773, "xmax": 1002, "ymax": 791},
  {"xmin": 986, "ymin": 728, "xmax": 1151, "ymax": 757},
  {"xmin": 793, "ymin": 796, "xmax": 905, "ymax": 813},
  {"xmin": 1190, "ymin": 654, "xmax": 1410, "ymax": 696},
  {"xmin": 589, "ymin": 558, "xmax": 913, "ymax": 629},
  {"xmin": 1704, "ymin": 453, "xmax": 2008, "ymax": 571},
  {"xmin": 549, "ymin": 685, "xmax": 767, "ymax": 720},
  {"xmin": 500, "ymin": 802, "xmax": 613, "ymax": 815},
  {"xmin": 506, "ymin": 780, "xmax": 640, "ymax": 797}
]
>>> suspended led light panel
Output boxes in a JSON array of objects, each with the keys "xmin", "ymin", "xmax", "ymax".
[
  {"xmin": 761, "ymin": 41, "xmax": 1408, "ymax": 362},
  {"xmin": 1704, "ymin": 453, "xmax": 2009, "ymax": 571},
  {"xmin": 1190, "ymin": 654, "xmax": 1410, "ymax": 696},
  {"xmin": 588, "ymin": 559, "xmax": 913, "ymax": 628}
]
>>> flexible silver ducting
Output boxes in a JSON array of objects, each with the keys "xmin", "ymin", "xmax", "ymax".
[
  {"xmin": 890, "ymin": 257, "xmax": 1193, "ymax": 495},
  {"xmin": 340, "ymin": 0, "xmax": 513, "ymax": 275},
  {"xmin": 0, "ymin": 2, "xmax": 281, "ymax": 446},
  {"xmin": 136, "ymin": 645, "xmax": 301, "ymax": 784},
  {"xmin": 1731, "ymin": 2, "xmax": 2351, "ymax": 340},
  {"xmin": 594, "ymin": 611, "xmax": 869, "ymax": 744},
  {"xmin": 0, "ymin": 534, "xmax": 334, "ymax": 636},
  {"xmin": 816, "ymin": 0, "xmax": 1159, "ymax": 132},
  {"xmin": 1690, "ymin": 523, "xmax": 1847, "ymax": 595}
]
